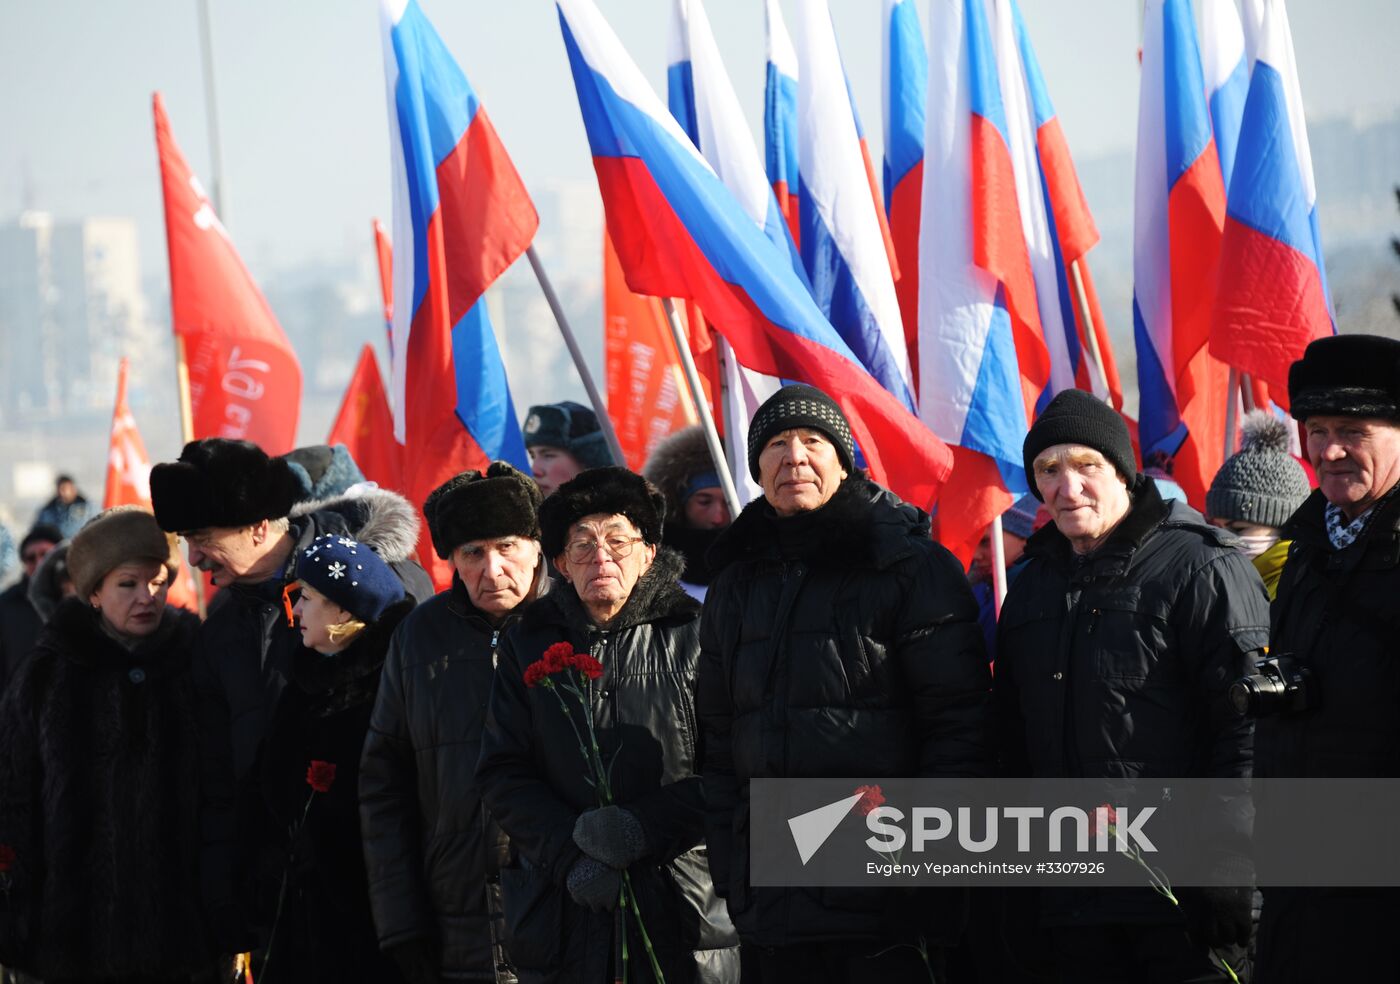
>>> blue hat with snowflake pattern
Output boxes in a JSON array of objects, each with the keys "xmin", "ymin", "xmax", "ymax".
[{"xmin": 294, "ymin": 533, "xmax": 404, "ymax": 623}]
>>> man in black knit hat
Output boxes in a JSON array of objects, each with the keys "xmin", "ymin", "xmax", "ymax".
[
  {"xmin": 696, "ymin": 384, "xmax": 992, "ymax": 983},
  {"xmin": 994, "ymin": 388, "xmax": 1269, "ymax": 981}
]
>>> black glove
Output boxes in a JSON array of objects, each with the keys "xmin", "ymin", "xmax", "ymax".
[
  {"xmin": 1181, "ymin": 886, "xmax": 1253, "ymax": 949},
  {"xmin": 387, "ymin": 936, "xmax": 441, "ymax": 984},
  {"xmin": 572, "ymin": 805, "xmax": 647, "ymax": 869},
  {"xmin": 566, "ymin": 856, "xmax": 623, "ymax": 912}
]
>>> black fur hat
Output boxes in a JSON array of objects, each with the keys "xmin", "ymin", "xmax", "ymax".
[
  {"xmin": 1288, "ymin": 334, "xmax": 1400, "ymax": 422},
  {"xmin": 150, "ymin": 439, "xmax": 305, "ymax": 532},
  {"xmin": 539, "ymin": 467, "xmax": 666, "ymax": 560},
  {"xmin": 423, "ymin": 461, "xmax": 542, "ymax": 560}
]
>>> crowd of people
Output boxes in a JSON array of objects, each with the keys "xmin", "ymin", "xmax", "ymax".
[{"xmin": 0, "ymin": 333, "xmax": 1396, "ymax": 984}]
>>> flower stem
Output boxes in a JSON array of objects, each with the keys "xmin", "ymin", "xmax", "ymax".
[
  {"xmin": 260, "ymin": 791, "xmax": 315, "ymax": 977},
  {"xmin": 622, "ymin": 871, "xmax": 666, "ymax": 983}
]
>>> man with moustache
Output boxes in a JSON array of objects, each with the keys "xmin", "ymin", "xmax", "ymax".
[
  {"xmin": 994, "ymin": 389, "xmax": 1269, "ymax": 982},
  {"xmin": 1252, "ymin": 335, "xmax": 1400, "ymax": 982},
  {"xmin": 149, "ymin": 438, "xmax": 432, "ymax": 955}
]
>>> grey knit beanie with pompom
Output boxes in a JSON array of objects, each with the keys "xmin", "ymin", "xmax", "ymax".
[{"xmin": 1206, "ymin": 411, "xmax": 1312, "ymax": 528}]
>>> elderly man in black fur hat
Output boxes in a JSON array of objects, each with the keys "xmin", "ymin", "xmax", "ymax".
[
  {"xmin": 1253, "ymin": 334, "xmax": 1400, "ymax": 982},
  {"xmin": 361, "ymin": 462, "xmax": 549, "ymax": 984},
  {"xmin": 477, "ymin": 466, "xmax": 739, "ymax": 983},
  {"xmin": 149, "ymin": 437, "xmax": 433, "ymax": 956},
  {"xmin": 696, "ymin": 384, "xmax": 993, "ymax": 983}
]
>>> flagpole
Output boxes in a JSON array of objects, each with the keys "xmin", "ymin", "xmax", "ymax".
[
  {"xmin": 661, "ymin": 299, "xmax": 743, "ymax": 522},
  {"xmin": 524, "ymin": 244, "xmax": 626, "ymax": 466},
  {"xmin": 1224, "ymin": 367, "xmax": 1241, "ymax": 460},
  {"xmin": 1068, "ymin": 259, "xmax": 1112, "ymax": 399},
  {"xmin": 197, "ymin": 0, "xmax": 227, "ymax": 219},
  {"xmin": 174, "ymin": 334, "xmax": 208, "ymax": 619},
  {"xmin": 991, "ymin": 514, "xmax": 1008, "ymax": 615}
]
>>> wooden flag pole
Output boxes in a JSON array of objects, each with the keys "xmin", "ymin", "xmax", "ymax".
[
  {"xmin": 525, "ymin": 244, "xmax": 626, "ymax": 466},
  {"xmin": 173, "ymin": 335, "xmax": 207, "ymax": 618},
  {"xmin": 661, "ymin": 299, "xmax": 743, "ymax": 522},
  {"xmin": 1069, "ymin": 259, "xmax": 1112, "ymax": 399}
]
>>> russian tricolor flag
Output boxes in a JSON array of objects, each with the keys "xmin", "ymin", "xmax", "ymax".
[
  {"xmin": 1003, "ymin": 0, "xmax": 1121, "ymax": 408},
  {"xmin": 919, "ymin": 0, "xmax": 1051, "ymax": 563},
  {"xmin": 1199, "ymin": 0, "xmax": 1250, "ymax": 188},
  {"xmin": 1210, "ymin": 0, "xmax": 1333, "ymax": 404},
  {"xmin": 557, "ymin": 0, "xmax": 952, "ymax": 508},
  {"xmin": 794, "ymin": 0, "xmax": 914, "ymax": 412},
  {"xmin": 764, "ymin": 0, "xmax": 800, "ymax": 247},
  {"xmin": 380, "ymin": 0, "xmax": 535, "ymax": 583},
  {"xmin": 883, "ymin": 0, "xmax": 927, "ymax": 399},
  {"xmin": 1134, "ymin": 0, "xmax": 1231, "ymax": 507}
]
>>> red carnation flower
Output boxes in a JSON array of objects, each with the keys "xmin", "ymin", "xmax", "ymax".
[
  {"xmin": 1087, "ymin": 803, "xmax": 1118, "ymax": 838},
  {"xmin": 572, "ymin": 653, "xmax": 605, "ymax": 680},
  {"xmin": 854, "ymin": 784, "xmax": 886, "ymax": 816},
  {"xmin": 0, "ymin": 844, "xmax": 15, "ymax": 873},
  {"xmin": 542, "ymin": 641, "xmax": 576, "ymax": 670},
  {"xmin": 306, "ymin": 760, "xmax": 337, "ymax": 794}
]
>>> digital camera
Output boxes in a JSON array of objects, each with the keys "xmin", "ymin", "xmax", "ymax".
[{"xmin": 1228, "ymin": 654, "xmax": 1315, "ymax": 717}]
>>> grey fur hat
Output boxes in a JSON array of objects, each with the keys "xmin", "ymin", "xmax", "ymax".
[
  {"xmin": 1206, "ymin": 411, "xmax": 1312, "ymax": 529},
  {"xmin": 642, "ymin": 426, "xmax": 720, "ymax": 520}
]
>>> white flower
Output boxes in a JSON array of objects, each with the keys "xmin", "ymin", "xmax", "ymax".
[
  {"xmin": 337, "ymin": 537, "xmax": 357, "ymax": 548},
  {"xmin": 327, "ymin": 561, "xmax": 348, "ymax": 580}
]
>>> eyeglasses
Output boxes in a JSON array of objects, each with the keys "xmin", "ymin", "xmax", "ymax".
[{"xmin": 564, "ymin": 535, "xmax": 645, "ymax": 565}]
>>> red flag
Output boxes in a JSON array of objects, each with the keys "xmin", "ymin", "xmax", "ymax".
[
  {"xmin": 153, "ymin": 93, "xmax": 301, "ymax": 454},
  {"xmin": 103, "ymin": 357, "xmax": 200, "ymax": 612},
  {"xmin": 604, "ymin": 232, "xmax": 700, "ymax": 470},
  {"xmin": 328, "ymin": 345, "xmax": 403, "ymax": 491}
]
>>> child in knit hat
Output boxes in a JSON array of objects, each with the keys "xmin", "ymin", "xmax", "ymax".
[{"xmin": 1206, "ymin": 410, "xmax": 1314, "ymax": 598}]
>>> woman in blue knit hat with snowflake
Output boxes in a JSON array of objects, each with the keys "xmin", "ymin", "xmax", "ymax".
[{"xmin": 239, "ymin": 534, "xmax": 417, "ymax": 983}]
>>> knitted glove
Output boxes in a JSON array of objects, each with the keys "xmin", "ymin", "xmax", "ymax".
[
  {"xmin": 572, "ymin": 805, "xmax": 647, "ymax": 869},
  {"xmin": 1182, "ymin": 886, "xmax": 1253, "ymax": 949},
  {"xmin": 566, "ymin": 856, "xmax": 623, "ymax": 912}
]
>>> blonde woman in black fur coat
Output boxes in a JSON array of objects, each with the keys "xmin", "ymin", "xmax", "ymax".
[{"xmin": 0, "ymin": 507, "xmax": 231, "ymax": 983}]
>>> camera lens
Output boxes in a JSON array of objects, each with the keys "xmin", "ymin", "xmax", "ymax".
[{"xmin": 1228, "ymin": 679, "xmax": 1259, "ymax": 717}]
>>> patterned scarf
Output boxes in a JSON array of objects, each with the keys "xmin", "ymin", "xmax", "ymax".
[{"xmin": 1324, "ymin": 501, "xmax": 1372, "ymax": 551}]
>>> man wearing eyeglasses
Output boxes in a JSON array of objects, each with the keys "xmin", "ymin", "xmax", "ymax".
[
  {"xmin": 696, "ymin": 384, "xmax": 993, "ymax": 984},
  {"xmin": 0, "ymin": 524, "xmax": 62, "ymax": 691}
]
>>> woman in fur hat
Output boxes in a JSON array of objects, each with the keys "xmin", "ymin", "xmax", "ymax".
[
  {"xmin": 477, "ymin": 467, "xmax": 739, "ymax": 983},
  {"xmin": 240, "ymin": 534, "xmax": 416, "ymax": 983},
  {"xmin": 642, "ymin": 426, "xmax": 731, "ymax": 602},
  {"xmin": 0, "ymin": 507, "xmax": 230, "ymax": 982}
]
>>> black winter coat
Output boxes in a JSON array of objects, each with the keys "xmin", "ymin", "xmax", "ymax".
[
  {"xmin": 477, "ymin": 549, "xmax": 739, "ymax": 984},
  {"xmin": 0, "ymin": 578, "xmax": 41, "ymax": 692},
  {"xmin": 361, "ymin": 572, "xmax": 544, "ymax": 980},
  {"xmin": 994, "ymin": 478, "xmax": 1269, "ymax": 925},
  {"xmin": 195, "ymin": 489, "xmax": 432, "ymax": 947},
  {"xmin": 1254, "ymin": 486, "xmax": 1400, "ymax": 982},
  {"xmin": 696, "ymin": 476, "xmax": 993, "ymax": 948},
  {"xmin": 242, "ymin": 598, "xmax": 416, "ymax": 984},
  {"xmin": 0, "ymin": 599, "xmax": 222, "ymax": 981}
]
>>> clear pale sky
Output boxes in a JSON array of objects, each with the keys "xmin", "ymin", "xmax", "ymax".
[{"xmin": 2, "ymin": 0, "xmax": 1396, "ymax": 284}]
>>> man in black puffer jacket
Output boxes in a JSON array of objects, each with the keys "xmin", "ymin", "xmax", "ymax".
[
  {"xmin": 361, "ymin": 463, "xmax": 549, "ymax": 983},
  {"xmin": 696, "ymin": 385, "xmax": 992, "ymax": 984},
  {"xmin": 995, "ymin": 390, "xmax": 1269, "ymax": 982},
  {"xmin": 150, "ymin": 438, "xmax": 433, "ymax": 955}
]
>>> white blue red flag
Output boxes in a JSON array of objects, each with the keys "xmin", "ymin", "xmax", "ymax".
[
  {"xmin": 764, "ymin": 0, "xmax": 800, "ymax": 246},
  {"xmin": 1002, "ymin": 0, "xmax": 1122, "ymax": 408},
  {"xmin": 794, "ymin": 0, "xmax": 914, "ymax": 412},
  {"xmin": 882, "ymin": 0, "xmax": 927, "ymax": 399},
  {"xmin": 919, "ymin": 0, "xmax": 1051, "ymax": 563},
  {"xmin": 380, "ymin": 0, "xmax": 535, "ymax": 582},
  {"xmin": 1199, "ymin": 0, "xmax": 1251, "ymax": 188},
  {"xmin": 1210, "ymin": 0, "xmax": 1333, "ymax": 405},
  {"xmin": 1134, "ymin": 0, "xmax": 1231, "ymax": 507},
  {"xmin": 557, "ymin": 0, "xmax": 952, "ymax": 508},
  {"xmin": 667, "ymin": 0, "xmax": 794, "ymax": 503}
]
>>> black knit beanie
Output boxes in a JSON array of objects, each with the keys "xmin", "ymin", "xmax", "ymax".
[
  {"xmin": 1022, "ymin": 389, "xmax": 1137, "ymax": 500},
  {"xmin": 746, "ymin": 385, "xmax": 856, "ymax": 481}
]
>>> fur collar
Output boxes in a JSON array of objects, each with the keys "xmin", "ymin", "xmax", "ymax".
[
  {"xmin": 1283, "ymin": 484, "xmax": 1400, "ymax": 551},
  {"xmin": 524, "ymin": 547, "xmax": 699, "ymax": 637},
  {"xmin": 708, "ymin": 474, "xmax": 929, "ymax": 572},
  {"xmin": 41, "ymin": 597, "xmax": 199, "ymax": 677},
  {"xmin": 290, "ymin": 596, "xmax": 415, "ymax": 694},
  {"xmin": 292, "ymin": 485, "xmax": 420, "ymax": 564}
]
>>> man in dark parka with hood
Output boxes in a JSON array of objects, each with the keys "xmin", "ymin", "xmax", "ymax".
[
  {"xmin": 361, "ymin": 462, "xmax": 549, "ymax": 983},
  {"xmin": 696, "ymin": 384, "xmax": 993, "ymax": 984}
]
